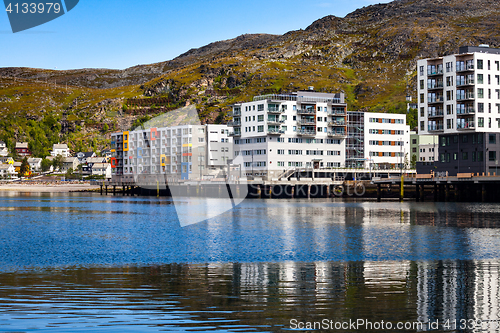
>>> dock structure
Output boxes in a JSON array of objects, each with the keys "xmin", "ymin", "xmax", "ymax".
[{"xmin": 372, "ymin": 172, "xmax": 500, "ymax": 202}]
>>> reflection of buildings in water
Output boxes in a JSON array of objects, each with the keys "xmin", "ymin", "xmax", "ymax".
[
  {"xmin": 363, "ymin": 261, "xmax": 411, "ymax": 289},
  {"xmin": 473, "ymin": 260, "xmax": 500, "ymax": 323},
  {"xmin": 416, "ymin": 260, "xmax": 500, "ymax": 328}
]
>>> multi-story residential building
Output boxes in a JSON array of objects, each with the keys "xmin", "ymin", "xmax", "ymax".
[
  {"xmin": 346, "ymin": 111, "xmax": 410, "ymax": 169},
  {"xmin": 229, "ymin": 90, "xmax": 347, "ymax": 179},
  {"xmin": 111, "ymin": 124, "xmax": 232, "ymax": 182},
  {"xmin": 410, "ymin": 132, "xmax": 438, "ymax": 163},
  {"xmin": 417, "ymin": 45, "xmax": 500, "ymax": 175}
]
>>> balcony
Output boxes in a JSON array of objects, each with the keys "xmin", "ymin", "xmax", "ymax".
[
  {"xmin": 457, "ymin": 93, "xmax": 474, "ymax": 101},
  {"xmin": 456, "ymin": 79, "xmax": 475, "ymax": 86},
  {"xmin": 427, "ymin": 83, "xmax": 444, "ymax": 90},
  {"xmin": 428, "ymin": 110, "xmax": 444, "ymax": 118},
  {"xmin": 229, "ymin": 132, "xmax": 241, "ymax": 137},
  {"xmin": 267, "ymin": 107, "xmax": 285, "ymax": 114},
  {"xmin": 427, "ymin": 69, "xmax": 443, "ymax": 76},
  {"xmin": 267, "ymin": 119, "xmax": 285, "ymax": 125},
  {"xmin": 267, "ymin": 128, "xmax": 284, "ymax": 135},
  {"xmin": 328, "ymin": 120, "xmax": 346, "ymax": 126},
  {"xmin": 297, "ymin": 119, "xmax": 316, "ymax": 126},
  {"xmin": 297, "ymin": 129, "xmax": 316, "ymax": 136},
  {"xmin": 327, "ymin": 131, "xmax": 346, "ymax": 137},
  {"xmin": 428, "ymin": 96, "xmax": 444, "ymax": 104},
  {"xmin": 233, "ymin": 110, "xmax": 241, "ymax": 116},
  {"xmin": 457, "ymin": 108, "xmax": 475, "ymax": 116},
  {"xmin": 297, "ymin": 108, "xmax": 316, "ymax": 115},
  {"xmin": 428, "ymin": 124, "xmax": 444, "ymax": 132},
  {"xmin": 457, "ymin": 121, "xmax": 475, "ymax": 130},
  {"xmin": 456, "ymin": 64, "xmax": 474, "ymax": 72},
  {"xmin": 227, "ymin": 120, "xmax": 241, "ymax": 126}
]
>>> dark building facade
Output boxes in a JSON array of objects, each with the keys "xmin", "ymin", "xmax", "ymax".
[{"xmin": 417, "ymin": 132, "xmax": 500, "ymax": 175}]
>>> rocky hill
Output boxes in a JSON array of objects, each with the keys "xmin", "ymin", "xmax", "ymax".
[{"xmin": 2, "ymin": 0, "xmax": 500, "ymax": 155}]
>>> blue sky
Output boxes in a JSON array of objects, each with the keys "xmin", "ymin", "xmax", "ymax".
[{"xmin": 1, "ymin": 0, "xmax": 392, "ymax": 70}]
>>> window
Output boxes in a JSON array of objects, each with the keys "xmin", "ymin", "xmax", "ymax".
[
  {"xmin": 477, "ymin": 59, "xmax": 483, "ymax": 70},
  {"xmin": 257, "ymin": 104, "xmax": 263, "ymax": 111},
  {"xmin": 258, "ymin": 115, "xmax": 264, "ymax": 122},
  {"xmin": 257, "ymin": 125, "xmax": 264, "ymax": 132},
  {"xmin": 420, "ymin": 121, "xmax": 424, "ymax": 131},
  {"xmin": 479, "ymin": 103, "xmax": 484, "ymax": 113},
  {"xmin": 446, "ymin": 76, "xmax": 453, "ymax": 87},
  {"xmin": 489, "ymin": 151, "xmax": 497, "ymax": 162},
  {"xmin": 489, "ymin": 75, "xmax": 491, "ymax": 85},
  {"xmin": 478, "ymin": 117, "xmax": 484, "ymax": 127},
  {"xmin": 277, "ymin": 149, "xmax": 285, "ymax": 155},
  {"xmin": 490, "ymin": 134, "xmax": 496, "ymax": 144},
  {"xmin": 420, "ymin": 107, "xmax": 424, "ymax": 117},
  {"xmin": 420, "ymin": 80, "xmax": 424, "ymax": 89},
  {"xmin": 462, "ymin": 135, "xmax": 468, "ymax": 143},
  {"xmin": 419, "ymin": 66, "xmax": 424, "ymax": 76},
  {"xmin": 446, "ymin": 91, "xmax": 453, "ymax": 101},
  {"xmin": 293, "ymin": 105, "xmax": 296, "ymax": 111},
  {"xmin": 447, "ymin": 105, "xmax": 453, "ymax": 115},
  {"xmin": 412, "ymin": 139, "xmax": 417, "ymax": 144},
  {"xmin": 478, "ymin": 88, "xmax": 484, "ymax": 98},
  {"xmin": 478, "ymin": 74, "xmax": 484, "ymax": 84},
  {"xmin": 292, "ymin": 116, "xmax": 296, "ymax": 121},
  {"xmin": 462, "ymin": 152, "xmax": 468, "ymax": 160},
  {"xmin": 420, "ymin": 93, "xmax": 424, "ymax": 104}
]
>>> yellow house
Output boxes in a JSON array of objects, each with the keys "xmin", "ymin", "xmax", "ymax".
[
  {"xmin": 0, "ymin": 157, "xmax": 14, "ymax": 165},
  {"xmin": 13, "ymin": 161, "xmax": 31, "ymax": 177}
]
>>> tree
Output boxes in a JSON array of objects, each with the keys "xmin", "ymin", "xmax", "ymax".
[
  {"xmin": 53, "ymin": 154, "xmax": 64, "ymax": 171},
  {"xmin": 411, "ymin": 154, "xmax": 417, "ymax": 169},
  {"xmin": 18, "ymin": 157, "xmax": 29, "ymax": 178},
  {"xmin": 41, "ymin": 158, "xmax": 52, "ymax": 172}
]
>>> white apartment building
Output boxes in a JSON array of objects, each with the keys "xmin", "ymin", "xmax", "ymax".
[
  {"xmin": 51, "ymin": 143, "xmax": 70, "ymax": 157},
  {"xmin": 0, "ymin": 141, "xmax": 8, "ymax": 157},
  {"xmin": 230, "ymin": 90, "xmax": 347, "ymax": 179},
  {"xmin": 347, "ymin": 111, "xmax": 410, "ymax": 169},
  {"xmin": 111, "ymin": 124, "xmax": 232, "ymax": 182},
  {"xmin": 417, "ymin": 45, "xmax": 500, "ymax": 135}
]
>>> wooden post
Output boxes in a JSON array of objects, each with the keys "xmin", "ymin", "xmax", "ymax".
[
  {"xmin": 445, "ymin": 184, "xmax": 450, "ymax": 202},
  {"xmin": 420, "ymin": 184, "xmax": 425, "ymax": 202},
  {"xmin": 482, "ymin": 184, "xmax": 486, "ymax": 203},
  {"xmin": 399, "ymin": 175, "xmax": 404, "ymax": 202},
  {"xmin": 433, "ymin": 183, "xmax": 438, "ymax": 202},
  {"xmin": 377, "ymin": 184, "xmax": 381, "ymax": 202},
  {"xmin": 105, "ymin": 185, "xmax": 108, "ymax": 195},
  {"xmin": 257, "ymin": 185, "xmax": 261, "ymax": 199},
  {"xmin": 307, "ymin": 185, "xmax": 311, "ymax": 199},
  {"xmin": 100, "ymin": 185, "xmax": 103, "ymax": 195}
]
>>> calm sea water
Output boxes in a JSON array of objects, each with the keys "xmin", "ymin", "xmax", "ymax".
[{"xmin": 0, "ymin": 193, "xmax": 500, "ymax": 332}]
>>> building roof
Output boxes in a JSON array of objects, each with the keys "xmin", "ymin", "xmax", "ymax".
[
  {"xmin": 92, "ymin": 163, "xmax": 110, "ymax": 169},
  {"xmin": 15, "ymin": 142, "xmax": 28, "ymax": 149},
  {"xmin": 0, "ymin": 164, "xmax": 13, "ymax": 170},
  {"xmin": 86, "ymin": 157, "xmax": 107, "ymax": 163},
  {"xmin": 27, "ymin": 158, "xmax": 42, "ymax": 163},
  {"xmin": 53, "ymin": 144, "xmax": 69, "ymax": 150},
  {"xmin": 63, "ymin": 157, "xmax": 78, "ymax": 163},
  {"xmin": 45, "ymin": 156, "xmax": 54, "ymax": 161},
  {"xmin": 13, "ymin": 162, "xmax": 21, "ymax": 167}
]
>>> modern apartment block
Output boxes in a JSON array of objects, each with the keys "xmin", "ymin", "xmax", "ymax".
[
  {"xmin": 229, "ymin": 90, "xmax": 348, "ymax": 179},
  {"xmin": 346, "ymin": 111, "xmax": 410, "ymax": 169},
  {"xmin": 111, "ymin": 124, "xmax": 232, "ymax": 182},
  {"xmin": 418, "ymin": 45, "xmax": 500, "ymax": 135},
  {"xmin": 417, "ymin": 45, "xmax": 500, "ymax": 175}
]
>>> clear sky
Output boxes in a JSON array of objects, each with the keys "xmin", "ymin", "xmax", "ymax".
[{"xmin": 1, "ymin": 0, "xmax": 392, "ymax": 70}]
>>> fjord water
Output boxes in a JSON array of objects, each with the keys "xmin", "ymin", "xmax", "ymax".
[{"xmin": 0, "ymin": 193, "xmax": 500, "ymax": 332}]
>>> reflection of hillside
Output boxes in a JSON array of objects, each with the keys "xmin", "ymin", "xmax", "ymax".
[{"xmin": 1, "ymin": 260, "xmax": 497, "ymax": 331}]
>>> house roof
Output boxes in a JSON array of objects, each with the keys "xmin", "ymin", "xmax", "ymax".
[
  {"xmin": 15, "ymin": 142, "xmax": 28, "ymax": 149},
  {"xmin": 45, "ymin": 156, "xmax": 54, "ymax": 161},
  {"xmin": 13, "ymin": 162, "xmax": 21, "ymax": 167},
  {"xmin": 0, "ymin": 164, "xmax": 13, "ymax": 170},
  {"xmin": 63, "ymin": 157, "xmax": 78, "ymax": 163},
  {"xmin": 101, "ymin": 149, "xmax": 111, "ymax": 153},
  {"xmin": 92, "ymin": 163, "xmax": 110, "ymax": 169},
  {"xmin": 53, "ymin": 144, "xmax": 69, "ymax": 150},
  {"xmin": 27, "ymin": 158, "xmax": 42, "ymax": 163},
  {"xmin": 86, "ymin": 157, "xmax": 107, "ymax": 163}
]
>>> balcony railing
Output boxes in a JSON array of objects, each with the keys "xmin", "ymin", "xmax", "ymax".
[
  {"xmin": 428, "ymin": 83, "xmax": 444, "ymax": 89},
  {"xmin": 267, "ymin": 129, "xmax": 285, "ymax": 135},
  {"xmin": 229, "ymin": 132, "xmax": 241, "ymax": 137},
  {"xmin": 457, "ymin": 64, "xmax": 474, "ymax": 72},
  {"xmin": 457, "ymin": 108, "xmax": 475, "ymax": 115},
  {"xmin": 297, "ymin": 119, "xmax": 316, "ymax": 125},
  {"xmin": 227, "ymin": 120, "xmax": 241, "ymax": 126},
  {"xmin": 297, "ymin": 109, "xmax": 316, "ymax": 114},
  {"xmin": 327, "ymin": 131, "xmax": 346, "ymax": 137},
  {"xmin": 267, "ymin": 119, "xmax": 285, "ymax": 125},
  {"xmin": 233, "ymin": 110, "xmax": 241, "ymax": 116},
  {"xmin": 428, "ymin": 96, "xmax": 444, "ymax": 103},
  {"xmin": 457, "ymin": 122, "xmax": 475, "ymax": 130},
  {"xmin": 328, "ymin": 121, "xmax": 346, "ymax": 126},
  {"xmin": 427, "ymin": 69, "xmax": 443, "ymax": 75},
  {"xmin": 297, "ymin": 129, "xmax": 316, "ymax": 136},
  {"xmin": 267, "ymin": 108, "xmax": 285, "ymax": 113},
  {"xmin": 456, "ymin": 79, "xmax": 475, "ymax": 86},
  {"xmin": 428, "ymin": 110, "xmax": 444, "ymax": 117},
  {"xmin": 428, "ymin": 124, "xmax": 444, "ymax": 131}
]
